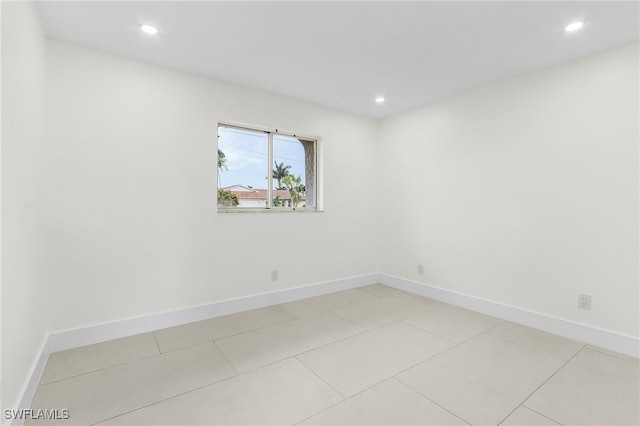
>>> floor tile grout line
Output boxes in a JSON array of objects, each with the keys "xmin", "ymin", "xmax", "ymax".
[
  {"xmin": 483, "ymin": 320, "xmax": 506, "ymax": 334},
  {"xmin": 42, "ymin": 347, "xmax": 239, "ymax": 421},
  {"xmin": 277, "ymin": 303, "xmax": 315, "ymax": 319},
  {"xmin": 152, "ymin": 332, "xmax": 162, "ymax": 354},
  {"xmin": 402, "ymin": 307, "xmax": 504, "ymax": 340},
  {"xmin": 393, "ymin": 335, "xmax": 470, "ymax": 376},
  {"xmin": 209, "ymin": 313, "xmax": 373, "ymax": 372},
  {"xmin": 328, "ymin": 301, "xmax": 448, "ymax": 334},
  {"xmin": 210, "ymin": 317, "xmax": 455, "ymax": 403},
  {"xmin": 45, "ymin": 308, "xmax": 298, "ymax": 377},
  {"xmin": 56, "ymin": 303, "xmax": 360, "ymax": 377},
  {"xmin": 393, "ymin": 376, "xmax": 473, "ymax": 425},
  {"xmin": 291, "ymin": 360, "xmax": 468, "ymax": 426},
  {"xmin": 126, "ymin": 290, "xmax": 483, "ymax": 361},
  {"xmin": 582, "ymin": 346, "xmax": 640, "ymax": 365},
  {"xmin": 356, "ymin": 313, "xmax": 611, "ymax": 426},
  {"xmin": 154, "ymin": 313, "xmax": 300, "ymax": 355},
  {"xmin": 358, "ymin": 284, "xmax": 403, "ymax": 298},
  {"xmin": 259, "ymin": 290, "xmax": 443, "ymax": 338},
  {"xmin": 154, "ymin": 307, "xmax": 298, "ymax": 351},
  {"xmin": 88, "ymin": 375, "xmax": 235, "ymax": 426},
  {"xmin": 47, "ymin": 284, "xmax": 632, "ymax": 366},
  {"xmin": 495, "ymin": 345, "xmax": 586, "ymax": 425},
  {"xmin": 290, "ymin": 375, "xmax": 410, "ymax": 426},
  {"xmin": 484, "ymin": 329, "xmax": 582, "ymax": 363},
  {"xmin": 87, "ymin": 334, "xmax": 562, "ymax": 426},
  {"xmin": 495, "ymin": 400, "xmax": 562, "ymax": 426},
  {"xmin": 291, "ymin": 356, "xmax": 350, "ymax": 425},
  {"xmin": 156, "ymin": 339, "xmax": 218, "ymax": 355},
  {"xmin": 324, "ymin": 309, "xmax": 370, "ymax": 330},
  {"xmin": 38, "ymin": 338, "xmax": 233, "ymax": 388},
  {"xmin": 47, "ymin": 286, "xmax": 439, "ymax": 384},
  {"xmin": 279, "ymin": 298, "xmax": 363, "ymax": 318},
  {"xmin": 294, "ymin": 354, "xmax": 347, "ymax": 399},
  {"xmin": 276, "ymin": 287, "xmax": 382, "ymax": 317},
  {"xmin": 210, "ymin": 310, "xmax": 353, "ymax": 347},
  {"xmin": 237, "ymin": 321, "xmax": 419, "ymax": 375},
  {"xmin": 403, "ymin": 318, "xmax": 514, "ymax": 351},
  {"xmin": 212, "ymin": 339, "xmax": 239, "ymax": 375},
  {"xmin": 291, "ymin": 326, "xmax": 371, "ymax": 358},
  {"xmin": 37, "ymin": 350, "xmax": 165, "ymax": 387},
  {"xmin": 91, "ymin": 355, "xmax": 311, "ymax": 425},
  {"xmin": 292, "ymin": 324, "xmax": 459, "ymax": 402},
  {"xmin": 289, "ymin": 312, "xmax": 457, "ymax": 364},
  {"xmin": 210, "ymin": 345, "xmax": 357, "ymax": 382},
  {"xmin": 300, "ymin": 351, "xmax": 431, "ymax": 402},
  {"xmin": 404, "ymin": 310, "xmax": 584, "ymax": 363},
  {"xmin": 36, "ymin": 285, "xmax": 634, "ymax": 426},
  {"xmin": 271, "ymin": 303, "xmax": 301, "ymax": 320},
  {"xmin": 400, "ymin": 320, "xmax": 459, "ymax": 345},
  {"xmin": 384, "ymin": 332, "xmax": 484, "ymax": 424},
  {"xmin": 504, "ymin": 405, "xmax": 564, "ymax": 426},
  {"xmin": 399, "ymin": 303, "xmax": 450, "ymax": 323},
  {"xmin": 89, "ymin": 398, "xmax": 169, "ymax": 426},
  {"xmin": 207, "ymin": 320, "xmax": 373, "ymax": 377}
]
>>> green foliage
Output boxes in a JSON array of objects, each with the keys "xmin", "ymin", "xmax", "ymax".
[
  {"xmin": 282, "ymin": 174, "xmax": 305, "ymax": 209},
  {"xmin": 217, "ymin": 189, "xmax": 239, "ymax": 208},
  {"xmin": 272, "ymin": 162, "xmax": 292, "ymax": 190},
  {"xmin": 218, "ymin": 149, "xmax": 228, "ymax": 171},
  {"xmin": 272, "ymin": 195, "xmax": 285, "ymax": 207},
  {"xmin": 217, "ymin": 149, "xmax": 228, "ymax": 188}
]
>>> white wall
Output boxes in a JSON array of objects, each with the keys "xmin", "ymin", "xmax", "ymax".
[
  {"xmin": 2, "ymin": 2, "xmax": 638, "ymax": 413},
  {"xmin": 379, "ymin": 42, "xmax": 639, "ymax": 338},
  {"xmin": 1, "ymin": 1, "xmax": 50, "ymax": 413},
  {"xmin": 43, "ymin": 40, "xmax": 380, "ymax": 333}
]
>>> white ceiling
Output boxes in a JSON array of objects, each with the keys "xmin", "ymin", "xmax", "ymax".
[{"xmin": 37, "ymin": 1, "xmax": 639, "ymax": 119}]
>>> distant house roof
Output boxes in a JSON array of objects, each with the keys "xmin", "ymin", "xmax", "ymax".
[
  {"xmin": 223, "ymin": 184, "xmax": 255, "ymax": 192},
  {"xmin": 222, "ymin": 185, "xmax": 291, "ymax": 200}
]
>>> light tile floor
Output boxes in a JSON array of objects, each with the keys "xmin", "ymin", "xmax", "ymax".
[{"xmin": 28, "ymin": 285, "xmax": 639, "ymax": 426}]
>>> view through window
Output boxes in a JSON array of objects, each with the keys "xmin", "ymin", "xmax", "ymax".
[{"xmin": 217, "ymin": 124, "xmax": 317, "ymax": 210}]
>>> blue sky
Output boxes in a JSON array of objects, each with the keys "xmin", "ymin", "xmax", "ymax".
[{"xmin": 217, "ymin": 127, "xmax": 306, "ymax": 189}]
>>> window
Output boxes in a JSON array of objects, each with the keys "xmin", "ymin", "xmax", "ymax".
[{"xmin": 217, "ymin": 124, "xmax": 318, "ymax": 211}]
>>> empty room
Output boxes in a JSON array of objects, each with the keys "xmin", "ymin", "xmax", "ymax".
[{"xmin": 2, "ymin": 1, "xmax": 639, "ymax": 425}]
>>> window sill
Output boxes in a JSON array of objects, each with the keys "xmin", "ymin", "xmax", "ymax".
[{"xmin": 217, "ymin": 208, "xmax": 322, "ymax": 214}]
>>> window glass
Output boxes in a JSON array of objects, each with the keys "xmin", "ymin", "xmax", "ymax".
[
  {"xmin": 217, "ymin": 126, "xmax": 269, "ymax": 208},
  {"xmin": 217, "ymin": 124, "xmax": 317, "ymax": 211}
]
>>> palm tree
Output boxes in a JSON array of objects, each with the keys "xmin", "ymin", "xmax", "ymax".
[
  {"xmin": 218, "ymin": 149, "xmax": 228, "ymax": 186},
  {"xmin": 272, "ymin": 162, "xmax": 291, "ymax": 190},
  {"xmin": 218, "ymin": 149, "xmax": 228, "ymax": 171},
  {"xmin": 282, "ymin": 174, "xmax": 303, "ymax": 209}
]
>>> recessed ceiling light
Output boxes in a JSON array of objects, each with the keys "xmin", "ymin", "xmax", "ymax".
[
  {"xmin": 375, "ymin": 97, "xmax": 386, "ymax": 104},
  {"xmin": 565, "ymin": 21, "xmax": 584, "ymax": 32},
  {"xmin": 140, "ymin": 24, "xmax": 158, "ymax": 35}
]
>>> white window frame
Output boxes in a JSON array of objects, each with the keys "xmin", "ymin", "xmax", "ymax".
[{"xmin": 217, "ymin": 122, "xmax": 322, "ymax": 213}]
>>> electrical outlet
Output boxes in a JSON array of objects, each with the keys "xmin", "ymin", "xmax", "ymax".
[
  {"xmin": 271, "ymin": 270, "xmax": 279, "ymax": 282},
  {"xmin": 417, "ymin": 264, "xmax": 424, "ymax": 275},
  {"xmin": 578, "ymin": 293, "xmax": 591, "ymax": 310}
]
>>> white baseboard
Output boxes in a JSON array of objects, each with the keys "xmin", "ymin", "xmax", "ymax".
[
  {"xmin": 8, "ymin": 337, "xmax": 49, "ymax": 426},
  {"xmin": 12, "ymin": 271, "xmax": 638, "ymax": 424},
  {"xmin": 379, "ymin": 273, "xmax": 640, "ymax": 359},
  {"xmin": 11, "ymin": 273, "xmax": 379, "ymax": 421},
  {"xmin": 46, "ymin": 273, "xmax": 378, "ymax": 353}
]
